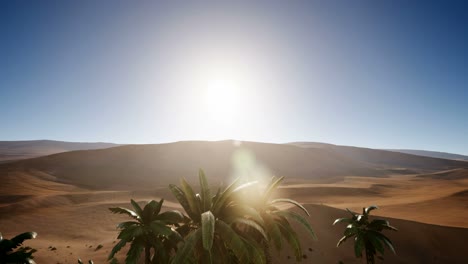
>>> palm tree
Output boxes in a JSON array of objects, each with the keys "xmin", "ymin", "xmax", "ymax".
[
  {"xmin": 333, "ymin": 205, "xmax": 397, "ymax": 264},
  {"xmin": 246, "ymin": 176, "xmax": 317, "ymax": 263},
  {"xmin": 169, "ymin": 169, "xmax": 267, "ymax": 264},
  {"xmin": 0, "ymin": 231, "xmax": 37, "ymax": 264},
  {"xmin": 108, "ymin": 199, "xmax": 184, "ymax": 264}
]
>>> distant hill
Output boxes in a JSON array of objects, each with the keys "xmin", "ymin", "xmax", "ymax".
[
  {"xmin": 385, "ymin": 149, "xmax": 468, "ymax": 161},
  {"xmin": 2, "ymin": 140, "xmax": 466, "ymax": 190},
  {"xmin": 0, "ymin": 140, "xmax": 120, "ymax": 162}
]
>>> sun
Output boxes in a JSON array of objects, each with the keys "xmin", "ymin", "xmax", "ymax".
[{"xmin": 202, "ymin": 74, "xmax": 242, "ymax": 124}]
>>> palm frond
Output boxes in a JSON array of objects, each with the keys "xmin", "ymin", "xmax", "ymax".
[
  {"xmin": 108, "ymin": 239, "xmax": 127, "ymax": 260},
  {"xmin": 141, "ymin": 200, "xmax": 158, "ymax": 223},
  {"xmin": 125, "ymin": 238, "xmax": 144, "ymax": 264},
  {"xmin": 270, "ymin": 198, "xmax": 310, "ymax": 216},
  {"xmin": 156, "ymin": 210, "xmax": 184, "ymax": 224},
  {"xmin": 353, "ymin": 234, "xmax": 364, "ymax": 257},
  {"xmin": 149, "ymin": 221, "xmax": 173, "ymax": 237},
  {"xmin": 277, "ymin": 221, "xmax": 302, "ymax": 261},
  {"xmin": 231, "ymin": 204, "xmax": 264, "ymax": 225},
  {"xmin": 117, "ymin": 225, "xmax": 144, "ymax": 241},
  {"xmin": 368, "ymin": 232, "xmax": 385, "ymax": 255},
  {"xmin": 109, "ymin": 207, "xmax": 139, "ymax": 220},
  {"xmin": 263, "ymin": 213, "xmax": 282, "ymax": 251},
  {"xmin": 130, "ymin": 199, "xmax": 143, "ymax": 217},
  {"xmin": 231, "ymin": 217, "xmax": 267, "ymax": 240},
  {"xmin": 370, "ymin": 231, "xmax": 396, "ymax": 254},
  {"xmin": 274, "ymin": 210, "xmax": 317, "ymax": 240},
  {"xmin": 169, "ymin": 184, "xmax": 197, "ymax": 220},
  {"xmin": 116, "ymin": 221, "xmax": 138, "ymax": 230},
  {"xmin": 212, "ymin": 178, "xmax": 240, "ymax": 214},
  {"xmin": 172, "ymin": 229, "xmax": 202, "ymax": 264},
  {"xmin": 365, "ymin": 205, "xmax": 379, "ymax": 215},
  {"xmin": 333, "ymin": 217, "xmax": 352, "ymax": 225},
  {"xmin": 215, "ymin": 220, "xmax": 251, "ymax": 262},
  {"xmin": 180, "ymin": 178, "xmax": 201, "ymax": 217},
  {"xmin": 199, "ymin": 169, "xmax": 212, "ymax": 212},
  {"xmin": 9, "ymin": 232, "xmax": 37, "ymax": 249},
  {"xmin": 262, "ymin": 176, "xmax": 284, "ymax": 202},
  {"xmin": 201, "ymin": 211, "xmax": 216, "ymax": 251},
  {"xmin": 337, "ymin": 234, "xmax": 354, "ymax": 247}
]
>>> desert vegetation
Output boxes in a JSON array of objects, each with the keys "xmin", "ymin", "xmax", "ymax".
[
  {"xmin": 1, "ymin": 169, "xmax": 404, "ymax": 264},
  {"xmin": 0, "ymin": 231, "xmax": 37, "ymax": 264},
  {"xmin": 333, "ymin": 206, "xmax": 397, "ymax": 264}
]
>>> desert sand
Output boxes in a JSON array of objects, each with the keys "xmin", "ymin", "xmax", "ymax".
[{"xmin": 1, "ymin": 141, "xmax": 467, "ymax": 263}]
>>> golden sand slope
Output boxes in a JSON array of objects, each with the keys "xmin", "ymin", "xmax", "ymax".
[
  {"xmin": 0, "ymin": 170, "xmax": 467, "ymax": 263},
  {"xmin": 1, "ymin": 142, "xmax": 467, "ymax": 263}
]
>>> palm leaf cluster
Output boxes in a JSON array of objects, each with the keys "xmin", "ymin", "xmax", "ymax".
[
  {"xmin": 108, "ymin": 199, "xmax": 183, "ymax": 264},
  {"xmin": 333, "ymin": 205, "xmax": 397, "ymax": 264},
  {"xmin": 170, "ymin": 170, "xmax": 316, "ymax": 264},
  {"xmin": 248, "ymin": 176, "xmax": 317, "ymax": 262},
  {"xmin": 0, "ymin": 231, "xmax": 37, "ymax": 264},
  {"xmin": 107, "ymin": 170, "xmax": 316, "ymax": 264}
]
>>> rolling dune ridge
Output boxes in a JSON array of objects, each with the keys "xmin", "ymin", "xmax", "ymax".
[{"xmin": 1, "ymin": 141, "xmax": 467, "ymax": 263}]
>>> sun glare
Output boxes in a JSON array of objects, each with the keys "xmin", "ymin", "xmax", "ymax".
[{"xmin": 202, "ymin": 74, "xmax": 242, "ymax": 124}]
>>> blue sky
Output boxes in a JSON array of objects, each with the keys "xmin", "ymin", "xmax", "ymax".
[{"xmin": 1, "ymin": 1, "xmax": 467, "ymax": 154}]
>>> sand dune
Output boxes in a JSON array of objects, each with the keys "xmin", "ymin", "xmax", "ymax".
[
  {"xmin": 3, "ymin": 141, "xmax": 467, "ymax": 190},
  {"xmin": 0, "ymin": 140, "xmax": 119, "ymax": 162},
  {"xmin": 1, "ymin": 141, "xmax": 468, "ymax": 263},
  {"xmin": 385, "ymin": 149, "xmax": 468, "ymax": 161}
]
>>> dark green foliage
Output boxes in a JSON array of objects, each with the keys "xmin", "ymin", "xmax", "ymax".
[
  {"xmin": 170, "ymin": 169, "xmax": 267, "ymax": 264},
  {"xmin": 170, "ymin": 170, "xmax": 315, "ymax": 264},
  {"xmin": 0, "ymin": 231, "xmax": 37, "ymax": 264},
  {"xmin": 238, "ymin": 176, "xmax": 317, "ymax": 262},
  {"xmin": 108, "ymin": 199, "xmax": 184, "ymax": 264},
  {"xmin": 333, "ymin": 205, "xmax": 397, "ymax": 264}
]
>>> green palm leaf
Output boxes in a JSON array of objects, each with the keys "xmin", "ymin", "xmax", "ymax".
[
  {"xmin": 365, "ymin": 205, "xmax": 379, "ymax": 215},
  {"xmin": 242, "ymin": 237, "xmax": 266, "ymax": 264},
  {"xmin": 277, "ymin": 221, "xmax": 302, "ymax": 261},
  {"xmin": 156, "ymin": 210, "xmax": 184, "ymax": 224},
  {"xmin": 337, "ymin": 234, "xmax": 354, "ymax": 247},
  {"xmin": 117, "ymin": 221, "xmax": 138, "ymax": 230},
  {"xmin": 263, "ymin": 213, "xmax": 282, "ymax": 251},
  {"xmin": 125, "ymin": 238, "xmax": 144, "ymax": 264},
  {"xmin": 262, "ymin": 176, "xmax": 284, "ymax": 203},
  {"xmin": 215, "ymin": 220, "xmax": 250, "ymax": 261},
  {"xmin": 354, "ymin": 234, "xmax": 364, "ymax": 257},
  {"xmin": 149, "ymin": 221, "xmax": 172, "ymax": 236},
  {"xmin": 369, "ymin": 219, "xmax": 398, "ymax": 231},
  {"xmin": 370, "ymin": 231, "xmax": 396, "ymax": 254},
  {"xmin": 231, "ymin": 204, "xmax": 264, "ymax": 224},
  {"xmin": 172, "ymin": 229, "xmax": 202, "ymax": 264},
  {"xmin": 333, "ymin": 217, "xmax": 352, "ymax": 225},
  {"xmin": 368, "ymin": 232, "xmax": 385, "ymax": 255},
  {"xmin": 180, "ymin": 178, "xmax": 201, "ymax": 217},
  {"xmin": 270, "ymin": 198, "xmax": 310, "ymax": 216},
  {"xmin": 201, "ymin": 211, "xmax": 216, "ymax": 251},
  {"xmin": 274, "ymin": 210, "xmax": 317, "ymax": 240},
  {"xmin": 141, "ymin": 200, "xmax": 157, "ymax": 223},
  {"xmin": 9, "ymin": 232, "xmax": 37, "ymax": 250},
  {"xmin": 169, "ymin": 184, "xmax": 197, "ymax": 220},
  {"xmin": 118, "ymin": 225, "xmax": 144, "ymax": 240},
  {"xmin": 212, "ymin": 178, "xmax": 240, "ymax": 214},
  {"xmin": 108, "ymin": 239, "xmax": 127, "ymax": 260},
  {"xmin": 231, "ymin": 217, "xmax": 267, "ymax": 240},
  {"xmin": 199, "ymin": 169, "xmax": 212, "ymax": 212},
  {"xmin": 109, "ymin": 207, "xmax": 139, "ymax": 220},
  {"xmin": 130, "ymin": 199, "xmax": 143, "ymax": 218}
]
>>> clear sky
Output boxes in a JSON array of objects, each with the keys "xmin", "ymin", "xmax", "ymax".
[{"xmin": 1, "ymin": 1, "xmax": 467, "ymax": 154}]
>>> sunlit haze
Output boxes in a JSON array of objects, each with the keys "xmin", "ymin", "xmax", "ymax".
[{"xmin": 1, "ymin": 1, "xmax": 467, "ymax": 154}]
